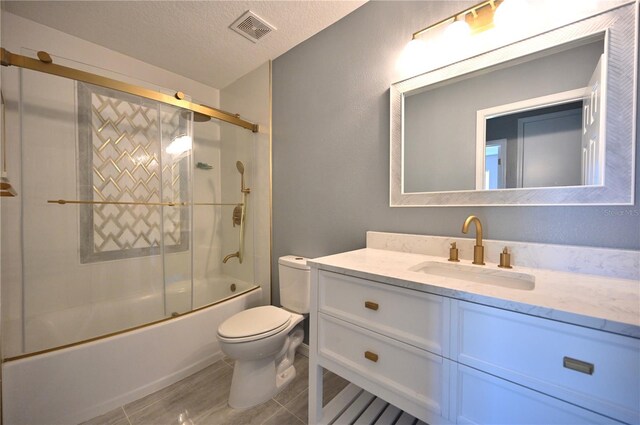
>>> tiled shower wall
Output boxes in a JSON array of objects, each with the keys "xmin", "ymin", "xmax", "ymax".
[
  {"xmin": 220, "ymin": 61, "xmax": 271, "ymax": 306},
  {"xmin": 78, "ymin": 83, "xmax": 189, "ymax": 263}
]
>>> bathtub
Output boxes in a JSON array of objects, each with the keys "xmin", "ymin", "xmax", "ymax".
[
  {"xmin": 16, "ymin": 276, "xmax": 255, "ymax": 354},
  {"xmin": 2, "ymin": 283, "xmax": 263, "ymax": 425}
]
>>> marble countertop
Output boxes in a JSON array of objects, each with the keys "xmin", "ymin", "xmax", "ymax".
[{"xmin": 309, "ymin": 248, "xmax": 640, "ymax": 338}]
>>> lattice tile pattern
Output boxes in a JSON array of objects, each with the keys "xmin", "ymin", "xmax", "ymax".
[{"xmin": 78, "ymin": 83, "xmax": 189, "ymax": 263}]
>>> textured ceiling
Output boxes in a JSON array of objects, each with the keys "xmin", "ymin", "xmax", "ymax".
[{"xmin": 3, "ymin": 1, "xmax": 366, "ymax": 88}]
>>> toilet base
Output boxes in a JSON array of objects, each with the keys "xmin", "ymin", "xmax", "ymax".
[
  {"xmin": 276, "ymin": 361, "xmax": 296, "ymax": 390},
  {"xmin": 228, "ymin": 357, "xmax": 280, "ymax": 409},
  {"xmin": 227, "ymin": 326, "xmax": 304, "ymax": 409}
]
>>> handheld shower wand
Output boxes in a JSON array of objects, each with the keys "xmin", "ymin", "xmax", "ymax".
[{"xmin": 236, "ymin": 161, "xmax": 250, "ymax": 194}]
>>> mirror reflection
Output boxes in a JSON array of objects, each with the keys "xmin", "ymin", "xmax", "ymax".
[
  {"xmin": 403, "ymin": 36, "xmax": 604, "ymax": 193},
  {"xmin": 483, "ymin": 98, "xmax": 592, "ymax": 190}
]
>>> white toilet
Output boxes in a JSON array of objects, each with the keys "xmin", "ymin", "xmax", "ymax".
[{"xmin": 217, "ymin": 255, "xmax": 310, "ymax": 409}]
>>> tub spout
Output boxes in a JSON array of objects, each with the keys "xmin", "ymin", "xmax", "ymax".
[{"xmin": 223, "ymin": 251, "xmax": 240, "ymax": 263}]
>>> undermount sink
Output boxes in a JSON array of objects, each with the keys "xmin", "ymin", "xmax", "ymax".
[{"xmin": 409, "ymin": 261, "xmax": 535, "ymax": 290}]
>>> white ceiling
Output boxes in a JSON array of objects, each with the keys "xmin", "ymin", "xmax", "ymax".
[{"xmin": 3, "ymin": 1, "xmax": 366, "ymax": 88}]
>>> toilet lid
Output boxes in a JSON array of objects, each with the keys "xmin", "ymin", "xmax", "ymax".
[{"xmin": 218, "ymin": 306, "xmax": 292, "ymax": 339}]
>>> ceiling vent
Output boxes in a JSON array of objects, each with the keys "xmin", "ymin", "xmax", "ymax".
[{"xmin": 230, "ymin": 10, "xmax": 276, "ymax": 43}]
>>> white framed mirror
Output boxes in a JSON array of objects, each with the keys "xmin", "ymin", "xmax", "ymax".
[{"xmin": 390, "ymin": 3, "xmax": 636, "ymax": 206}]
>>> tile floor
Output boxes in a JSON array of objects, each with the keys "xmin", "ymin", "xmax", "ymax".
[{"xmin": 81, "ymin": 354, "xmax": 349, "ymax": 425}]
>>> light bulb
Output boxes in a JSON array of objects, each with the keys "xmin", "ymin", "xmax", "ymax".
[
  {"xmin": 405, "ymin": 38, "xmax": 429, "ymax": 58},
  {"xmin": 396, "ymin": 37, "xmax": 431, "ymax": 75},
  {"xmin": 444, "ymin": 18, "xmax": 471, "ymax": 43},
  {"xmin": 494, "ymin": 0, "xmax": 529, "ymax": 31}
]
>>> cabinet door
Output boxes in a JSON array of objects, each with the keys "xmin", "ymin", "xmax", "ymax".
[
  {"xmin": 319, "ymin": 271, "xmax": 449, "ymax": 356},
  {"xmin": 451, "ymin": 300, "xmax": 640, "ymax": 424},
  {"xmin": 451, "ymin": 364, "xmax": 623, "ymax": 424},
  {"xmin": 318, "ymin": 313, "xmax": 451, "ymax": 424}
]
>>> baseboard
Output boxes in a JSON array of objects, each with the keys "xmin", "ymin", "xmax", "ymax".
[{"xmin": 297, "ymin": 342, "xmax": 309, "ymax": 358}]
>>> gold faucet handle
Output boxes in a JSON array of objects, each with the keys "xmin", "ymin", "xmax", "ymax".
[
  {"xmin": 448, "ymin": 242, "xmax": 460, "ymax": 262},
  {"xmin": 498, "ymin": 247, "xmax": 513, "ymax": 269}
]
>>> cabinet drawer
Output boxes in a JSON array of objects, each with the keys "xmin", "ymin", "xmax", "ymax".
[
  {"xmin": 453, "ymin": 301, "xmax": 640, "ymax": 424},
  {"xmin": 318, "ymin": 313, "xmax": 449, "ymax": 420},
  {"xmin": 319, "ymin": 270, "xmax": 448, "ymax": 355},
  {"xmin": 452, "ymin": 364, "xmax": 623, "ymax": 424}
]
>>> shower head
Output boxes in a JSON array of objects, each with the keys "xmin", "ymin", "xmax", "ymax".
[
  {"xmin": 180, "ymin": 110, "xmax": 211, "ymax": 122},
  {"xmin": 236, "ymin": 161, "xmax": 250, "ymax": 194},
  {"xmin": 193, "ymin": 112, "xmax": 212, "ymax": 122}
]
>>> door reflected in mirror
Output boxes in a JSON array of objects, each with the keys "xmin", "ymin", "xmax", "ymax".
[
  {"xmin": 479, "ymin": 55, "xmax": 604, "ymax": 190},
  {"xmin": 483, "ymin": 100, "xmax": 589, "ymax": 189}
]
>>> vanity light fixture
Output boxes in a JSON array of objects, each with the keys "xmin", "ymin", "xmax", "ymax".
[
  {"xmin": 397, "ymin": 0, "xmax": 518, "ymax": 74},
  {"xmin": 411, "ymin": 0, "xmax": 505, "ymax": 42}
]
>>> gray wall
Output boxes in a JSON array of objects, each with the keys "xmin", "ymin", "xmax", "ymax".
[{"xmin": 272, "ymin": 1, "xmax": 640, "ymax": 304}]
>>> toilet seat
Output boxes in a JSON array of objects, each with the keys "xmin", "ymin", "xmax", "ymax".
[{"xmin": 218, "ymin": 306, "xmax": 292, "ymax": 343}]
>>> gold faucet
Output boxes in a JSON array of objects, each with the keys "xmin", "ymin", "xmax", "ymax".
[
  {"xmin": 462, "ymin": 215, "xmax": 485, "ymax": 265},
  {"xmin": 223, "ymin": 251, "xmax": 240, "ymax": 263}
]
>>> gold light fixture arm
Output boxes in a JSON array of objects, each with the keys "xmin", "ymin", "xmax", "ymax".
[
  {"xmin": 412, "ymin": 14, "xmax": 456, "ymax": 39},
  {"xmin": 412, "ymin": 0, "xmax": 503, "ymax": 39},
  {"xmin": 0, "ymin": 48, "xmax": 258, "ymax": 133}
]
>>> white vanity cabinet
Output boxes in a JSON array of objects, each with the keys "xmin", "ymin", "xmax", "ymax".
[
  {"xmin": 309, "ymin": 267, "xmax": 640, "ymax": 425},
  {"xmin": 312, "ymin": 270, "xmax": 452, "ymax": 424},
  {"xmin": 451, "ymin": 364, "xmax": 628, "ymax": 425},
  {"xmin": 451, "ymin": 301, "xmax": 639, "ymax": 424}
]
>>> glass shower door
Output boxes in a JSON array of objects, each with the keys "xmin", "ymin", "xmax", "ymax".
[
  {"xmin": 0, "ymin": 49, "xmax": 260, "ymax": 358},
  {"xmin": 8, "ymin": 63, "xmax": 193, "ymax": 355},
  {"xmin": 191, "ymin": 118, "xmax": 256, "ymax": 309}
]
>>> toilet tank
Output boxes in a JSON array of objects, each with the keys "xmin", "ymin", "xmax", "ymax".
[{"xmin": 278, "ymin": 255, "xmax": 310, "ymax": 314}]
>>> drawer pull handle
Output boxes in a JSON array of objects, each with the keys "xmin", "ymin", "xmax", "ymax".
[
  {"xmin": 364, "ymin": 301, "xmax": 379, "ymax": 311},
  {"xmin": 563, "ymin": 356, "xmax": 594, "ymax": 375},
  {"xmin": 364, "ymin": 351, "xmax": 379, "ymax": 362}
]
